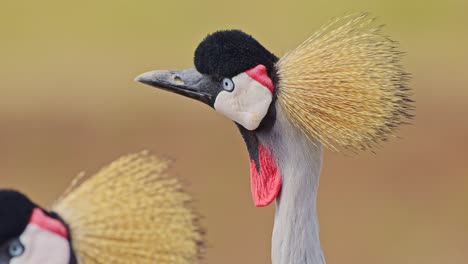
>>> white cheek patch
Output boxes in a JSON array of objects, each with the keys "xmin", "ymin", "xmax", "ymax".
[
  {"xmin": 12, "ymin": 224, "xmax": 70, "ymax": 264},
  {"xmin": 214, "ymin": 72, "xmax": 273, "ymax": 130}
]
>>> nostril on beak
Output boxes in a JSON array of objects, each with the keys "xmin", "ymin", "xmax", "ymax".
[{"xmin": 172, "ymin": 74, "xmax": 185, "ymax": 85}]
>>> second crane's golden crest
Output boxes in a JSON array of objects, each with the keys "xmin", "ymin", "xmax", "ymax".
[
  {"xmin": 52, "ymin": 152, "xmax": 204, "ymax": 264},
  {"xmin": 276, "ymin": 14, "xmax": 413, "ymax": 152}
]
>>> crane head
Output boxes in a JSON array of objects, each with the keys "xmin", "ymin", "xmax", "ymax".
[
  {"xmin": 1, "ymin": 153, "xmax": 204, "ymax": 264},
  {"xmin": 136, "ymin": 29, "xmax": 279, "ymax": 131},
  {"xmin": 0, "ymin": 190, "xmax": 75, "ymax": 264},
  {"xmin": 136, "ymin": 14, "xmax": 413, "ymax": 207}
]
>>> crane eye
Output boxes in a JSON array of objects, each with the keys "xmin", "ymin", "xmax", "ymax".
[
  {"xmin": 222, "ymin": 78, "xmax": 234, "ymax": 92},
  {"xmin": 8, "ymin": 239, "xmax": 25, "ymax": 258}
]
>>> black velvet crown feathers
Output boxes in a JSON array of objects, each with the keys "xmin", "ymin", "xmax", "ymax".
[
  {"xmin": 0, "ymin": 190, "xmax": 37, "ymax": 243},
  {"xmin": 194, "ymin": 30, "xmax": 278, "ymax": 78}
]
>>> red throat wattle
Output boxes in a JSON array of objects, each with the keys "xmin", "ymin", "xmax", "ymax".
[{"xmin": 249, "ymin": 144, "xmax": 282, "ymax": 207}]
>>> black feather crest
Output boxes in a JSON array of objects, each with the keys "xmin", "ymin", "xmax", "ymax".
[
  {"xmin": 194, "ymin": 30, "xmax": 278, "ymax": 78},
  {"xmin": 0, "ymin": 190, "xmax": 37, "ymax": 243}
]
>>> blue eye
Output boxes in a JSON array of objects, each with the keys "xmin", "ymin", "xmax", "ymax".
[
  {"xmin": 8, "ymin": 239, "xmax": 25, "ymax": 258},
  {"xmin": 222, "ymin": 78, "xmax": 234, "ymax": 92}
]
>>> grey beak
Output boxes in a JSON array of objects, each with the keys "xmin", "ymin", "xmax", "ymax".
[{"xmin": 135, "ymin": 68, "xmax": 213, "ymax": 105}]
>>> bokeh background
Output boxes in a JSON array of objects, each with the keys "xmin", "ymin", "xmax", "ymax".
[{"xmin": 1, "ymin": 0, "xmax": 467, "ymax": 263}]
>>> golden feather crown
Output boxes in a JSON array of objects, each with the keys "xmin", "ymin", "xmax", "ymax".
[
  {"xmin": 276, "ymin": 14, "xmax": 413, "ymax": 152},
  {"xmin": 52, "ymin": 151, "xmax": 204, "ymax": 264}
]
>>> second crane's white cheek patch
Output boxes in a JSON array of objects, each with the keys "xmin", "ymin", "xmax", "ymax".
[
  {"xmin": 12, "ymin": 209, "xmax": 70, "ymax": 264},
  {"xmin": 214, "ymin": 72, "xmax": 273, "ymax": 130},
  {"xmin": 12, "ymin": 225, "xmax": 70, "ymax": 264}
]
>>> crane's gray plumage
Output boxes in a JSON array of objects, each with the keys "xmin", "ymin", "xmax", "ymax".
[{"xmin": 259, "ymin": 105, "xmax": 325, "ymax": 264}]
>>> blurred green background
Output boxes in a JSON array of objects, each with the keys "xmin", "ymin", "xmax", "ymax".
[{"xmin": 1, "ymin": 0, "xmax": 467, "ymax": 263}]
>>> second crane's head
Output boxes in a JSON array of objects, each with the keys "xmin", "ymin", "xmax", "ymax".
[
  {"xmin": 0, "ymin": 190, "xmax": 76, "ymax": 264},
  {"xmin": 136, "ymin": 30, "xmax": 281, "ymax": 207}
]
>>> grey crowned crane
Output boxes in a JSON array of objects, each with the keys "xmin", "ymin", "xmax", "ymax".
[
  {"xmin": 0, "ymin": 152, "xmax": 203, "ymax": 264},
  {"xmin": 136, "ymin": 14, "xmax": 413, "ymax": 264}
]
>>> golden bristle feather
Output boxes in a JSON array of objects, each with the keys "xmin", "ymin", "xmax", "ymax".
[
  {"xmin": 52, "ymin": 151, "xmax": 204, "ymax": 264},
  {"xmin": 276, "ymin": 13, "xmax": 413, "ymax": 152}
]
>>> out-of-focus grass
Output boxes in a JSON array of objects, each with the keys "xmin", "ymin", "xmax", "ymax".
[{"xmin": 0, "ymin": 1, "xmax": 467, "ymax": 263}]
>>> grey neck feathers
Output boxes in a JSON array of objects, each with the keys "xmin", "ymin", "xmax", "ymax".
[{"xmin": 257, "ymin": 104, "xmax": 325, "ymax": 264}]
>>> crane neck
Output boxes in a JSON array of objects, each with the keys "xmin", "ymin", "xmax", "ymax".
[{"xmin": 257, "ymin": 105, "xmax": 325, "ymax": 264}]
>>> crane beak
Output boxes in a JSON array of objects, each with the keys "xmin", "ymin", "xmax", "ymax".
[{"xmin": 135, "ymin": 69, "xmax": 214, "ymax": 106}]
